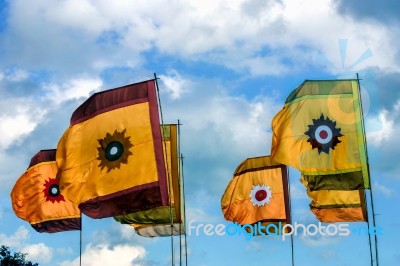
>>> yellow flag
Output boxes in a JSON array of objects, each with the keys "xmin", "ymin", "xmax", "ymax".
[
  {"xmin": 221, "ymin": 156, "xmax": 290, "ymax": 225},
  {"xmin": 114, "ymin": 124, "xmax": 182, "ymax": 225},
  {"xmin": 271, "ymin": 80, "xmax": 369, "ymax": 190},
  {"xmin": 11, "ymin": 150, "xmax": 81, "ymax": 233},
  {"xmin": 57, "ymin": 80, "xmax": 168, "ymax": 218}
]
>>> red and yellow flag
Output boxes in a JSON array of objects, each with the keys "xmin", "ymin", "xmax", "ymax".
[
  {"xmin": 10, "ymin": 150, "xmax": 81, "ymax": 233},
  {"xmin": 56, "ymin": 80, "xmax": 169, "ymax": 218},
  {"xmin": 221, "ymin": 156, "xmax": 290, "ymax": 226}
]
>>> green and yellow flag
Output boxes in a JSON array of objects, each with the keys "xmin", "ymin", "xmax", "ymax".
[
  {"xmin": 56, "ymin": 80, "xmax": 169, "ymax": 219},
  {"xmin": 11, "ymin": 150, "xmax": 81, "ymax": 233},
  {"xmin": 221, "ymin": 156, "xmax": 290, "ymax": 226},
  {"xmin": 271, "ymin": 80, "xmax": 369, "ymax": 190}
]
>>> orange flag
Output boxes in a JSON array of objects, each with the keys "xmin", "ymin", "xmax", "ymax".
[
  {"xmin": 221, "ymin": 156, "xmax": 290, "ymax": 226},
  {"xmin": 10, "ymin": 150, "xmax": 81, "ymax": 233}
]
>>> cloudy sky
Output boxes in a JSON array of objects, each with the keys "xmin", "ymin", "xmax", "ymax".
[{"xmin": 0, "ymin": 0, "xmax": 399, "ymax": 265}]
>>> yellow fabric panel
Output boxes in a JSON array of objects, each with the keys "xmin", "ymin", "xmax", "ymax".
[
  {"xmin": 311, "ymin": 207, "xmax": 366, "ymax": 222},
  {"xmin": 307, "ymin": 189, "xmax": 362, "ymax": 207},
  {"xmin": 221, "ymin": 156, "xmax": 287, "ymax": 225},
  {"xmin": 57, "ymin": 102, "xmax": 159, "ymax": 204},
  {"xmin": 11, "ymin": 162, "xmax": 80, "ymax": 224}
]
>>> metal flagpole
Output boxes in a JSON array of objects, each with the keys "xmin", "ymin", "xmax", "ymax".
[
  {"xmin": 79, "ymin": 212, "xmax": 82, "ymax": 266},
  {"xmin": 180, "ymin": 153, "xmax": 188, "ymax": 266},
  {"xmin": 154, "ymin": 73, "xmax": 175, "ymax": 266},
  {"xmin": 356, "ymin": 73, "xmax": 379, "ymax": 266},
  {"xmin": 286, "ymin": 167, "xmax": 295, "ymax": 266},
  {"xmin": 178, "ymin": 120, "xmax": 188, "ymax": 266}
]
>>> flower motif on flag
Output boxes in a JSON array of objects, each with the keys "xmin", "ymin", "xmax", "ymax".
[
  {"xmin": 305, "ymin": 114, "xmax": 343, "ymax": 154},
  {"xmin": 43, "ymin": 178, "xmax": 65, "ymax": 203},
  {"xmin": 97, "ymin": 129, "xmax": 134, "ymax": 172},
  {"xmin": 249, "ymin": 185, "xmax": 272, "ymax": 207}
]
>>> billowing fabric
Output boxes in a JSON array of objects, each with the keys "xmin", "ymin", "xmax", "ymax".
[
  {"xmin": 301, "ymin": 176, "xmax": 367, "ymax": 222},
  {"xmin": 11, "ymin": 150, "xmax": 81, "ymax": 233},
  {"xmin": 271, "ymin": 80, "xmax": 369, "ymax": 190},
  {"xmin": 221, "ymin": 156, "xmax": 290, "ymax": 226},
  {"xmin": 115, "ymin": 125, "xmax": 185, "ymax": 237},
  {"xmin": 114, "ymin": 124, "xmax": 181, "ymax": 225},
  {"xmin": 131, "ymin": 223, "xmax": 185, "ymax": 237},
  {"xmin": 310, "ymin": 207, "xmax": 367, "ymax": 223},
  {"xmin": 56, "ymin": 80, "xmax": 168, "ymax": 218}
]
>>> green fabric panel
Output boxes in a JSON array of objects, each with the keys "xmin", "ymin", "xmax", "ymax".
[
  {"xmin": 310, "ymin": 203, "xmax": 361, "ymax": 209},
  {"xmin": 114, "ymin": 206, "xmax": 178, "ymax": 225},
  {"xmin": 351, "ymin": 81, "xmax": 370, "ymax": 189},
  {"xmin": 161, "ymin": 124, "xmax": 171, "ymax": 139},
  {"xmin": 303, "ymin": 171, "xmax": 365, "ymax": 191},
  {"xmin": 286, "ymin": 80, "xmax": 354, "ymax": 104}
]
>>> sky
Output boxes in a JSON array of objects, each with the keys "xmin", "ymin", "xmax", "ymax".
[{"xmin": 0, "ymin": 0, "xmax": 399, "ymax": 265}]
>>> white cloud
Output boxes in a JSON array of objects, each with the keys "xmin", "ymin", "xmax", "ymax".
[
  {"xmin": 159, "ymin": 71, "xmax": 188, "ymax": 100},
  {"xmin": 59, "ymin": 244, "xmax": 146, "ymax": 266},
  {"xmin": 5, "ymin": 69, "xmax": 29, "ymax": 82},
  {"xmin": 0, "ymin": 226, "xmax": 29, "ymax": 248},
  {"xmin": 373, "ymin": 182, "xmax": 395, "ymax": 197},
  {"xmin": 43, "ymin": 76, "xmax": 103, "ymax": 105},
  {"xmin": 0, "ymin": 99, "xmax": 46, "ymax": 151},
  {"xmin": 22, "ymin": 243, "xmax": 53, "ymax": 264},
  {"xmin": 2, "ymin": 0, "xmax": 398, "ymax": 77},
  {"xmin": 366, "ymin": 109, "xmax": 394, "ymax": 146}
]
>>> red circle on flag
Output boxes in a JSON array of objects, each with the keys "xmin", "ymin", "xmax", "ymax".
[
  {"xmin": 319, "ymin": 130, "xmax": 328, "ymax": 139},
  {"xmin": 255, "ymin": 190, "xmax": 268, "ymax": 201}
]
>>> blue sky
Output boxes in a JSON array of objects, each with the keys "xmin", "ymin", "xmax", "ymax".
[{"xmin": 0, "ymin": 0, "xmax": 399, "ymax": 265}]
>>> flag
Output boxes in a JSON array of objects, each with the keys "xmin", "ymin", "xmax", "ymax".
[
  {"xmin": 271, "ymin": 79, "xmax": 369, "ymax": 190},
  {"xmin": 221, "ymin": 156, "xmax": 290, "ymax": 226},
  {"xmin": 56, "ymin": 80, "xmax": 169, "ymax": 218},
  {"xmin": 301, "ymin": 176, "xmax": 367, "ymax": 222},
  {"xmin": 114, "ymin": 124, "xmax": 185, "ymax": 237},
  {"xmin": 130, "ymin": 223, "xmax": 185, "ymax": 237},
  {"xmin": 10, "ymin": 150, "xmax": 81, "ymax": 233}
]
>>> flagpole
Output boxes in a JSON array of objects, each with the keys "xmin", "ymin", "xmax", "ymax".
[
  {"xmin": 180, "ymin": 153, "xmax": 188, "ymax": 266},
  {"xmin": 362, "ymin": 188, "xmax": 374, "ymax": 266},
  {"xmin": 178, "ymin": 120, "xmax": 188, "ymax": 266},
  {"xmin": 177, "ymin": 120, "xmax": 182, "ymax": 266},
  {"xmin": 79, "ymin": 212, "xmax": 82, "ymax": 266},
  {"xmin": 154, "ymin": 73, "xmax": 175, "ymax": 266},
  {"xmin": 356, "ymin": 73, "xmax": 379, "ymax": 266},
  {"xmin": 286, "ymin": 167, "xmax": 295, "ymax": 266}
]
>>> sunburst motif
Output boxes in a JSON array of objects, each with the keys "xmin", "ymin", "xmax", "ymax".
[
  {"xmin": 304, "ymin": 114, "xmax": 343, "ymax": 154},
  {"xmin": 97, "ymin": 129, "xmax": 134, "ymax": 172},
  {"xmin": 43, "ymin": 178, "xmax": 65, "ymax": 203},
  {"xmin": 249, "ymin": 185, "xmax": 272, "ymax": 207}
]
